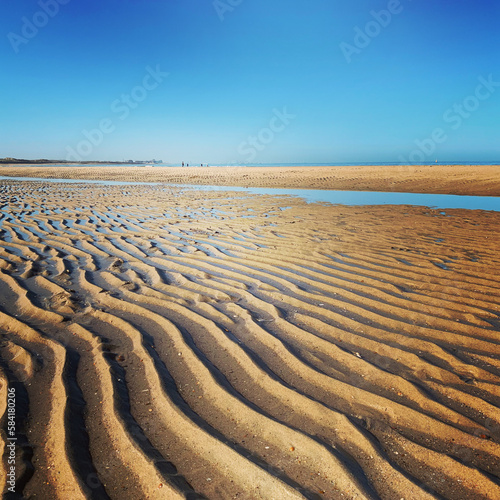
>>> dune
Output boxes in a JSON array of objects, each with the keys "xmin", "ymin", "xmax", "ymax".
[{"xmin": 0, "ymin": 178, "xmax": 499, "ymax": 499}]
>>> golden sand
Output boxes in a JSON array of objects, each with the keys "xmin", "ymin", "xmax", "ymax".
[
  {"xmin": 0, "ymin": 174, "xmax": 499, "ymax": 499},
  {"xmin": 1, "ymin": 163, "xmax": 500, "ymax": 195}
]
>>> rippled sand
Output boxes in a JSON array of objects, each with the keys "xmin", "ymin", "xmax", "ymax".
[
  {"xmin": 2, "ymin": 164, "xmax": 500, "ymax": 195},
  {"xmin": 0, "ymin": 180, "xmax": 499, "ymax": 499}
]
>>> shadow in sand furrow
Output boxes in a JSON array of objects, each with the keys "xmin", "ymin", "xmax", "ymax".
[
  {"xmin": 451, "ymin": 349, "xmax": 500, "ymax": 379},
  {"xmin": 256, "ymin": 286, "xmax": 413, "ymax": 332},
  {"xmin": 63, "ymin": 348, "xmax": 111, "ymax": 499},
  {"xmin": 67, "ymin": 241, "xmax": 100, "ymax": 270},
  {"xmin": 85, "ymin": 307, "xmax": 314, "ymax": 498},
  {"xmin": 419, "ymin": 344, "xmax": 500, "ymax": 379},
  {"xmin": 226, "ymin": 254, "xmax": 500, "ymax": 331},
  {"xmin": 230, "ymin": 309, "xmax": 488, "ymax": 433},
  {"xmin": 315, "ymin": 258, "xmax": 436, "ymax": 290},
  {"xmin": 146, "ymin": 240, "xmax": 176, "ymax": 256},
  {"xmin": 0, "ymin": 273, "xmax": 177, "ymax": 495},
  {"xmin": 152, "ymin": 255, "xmax": 247, "ymax": 281},
  {"xmin": 351, "ymin": 417, "xmax": 454, "ymax": 500},
  {"xmin": 0, "ymin": 323, "xmax": 92, "ymax": 498},
  {"xmin": 418, "ymin": 384, "xmax": 500, "ymax": 441},
  {"xmin": 46, "ymin": 219, "xmax": 64, "ymax": 233},
  {"xmin": 0, "ymin": 246, "xmax": 28, "ymax": 262},
  {"xmin": 100, "ymin": 237, "xmax": 145, "ymax": 261},
  {"xmin": 83, "ymin": 333, "xmax": 205, "ymax": 498},
  {"xmin": 172, "ymin": 317, "xmax": 297, "ymax": 413},
  {"xmin": 252, "ymin": 338, "xmax": 500, "ymax": 478},
  {"xmin": 1, "ymin": 237, "xmax": 45, "ymax": 260},
  {"xmin": 149, "ymin": 255, "xmax": 286, "ymax": 296},
  {"xmin": 88, "ymin": 255, "xmax": 120, "ymax": 274},
  {"xmin": 0, "ymin": 229, "xmax": 13, "ymax": 244},
  {"xmin": 295, "ymin": 262, "xmax": 391, "ymax": 288},
  {"xmin": 483, "ymin": 316, "xmax": 500, "ymax": 334},
  {"xmin": 61, "ymin": 219, "xmax": 80, "ymax": 235},
  {"xmin": 113, "ymin": 313, "xmax": 348, "ymax": 500},
  {"xmin": 251, "ymin": 315, "xmax": 408, "ymax": 387},
  {"xmin": 245, "ymin": 311, "xmax": 359, "ymax": 384},
  {"xmin": 326, "ymin": 253, "xmax": 397, "ymax": 271},
  {"xmin": 32, "ymin": 218, "xmax": 53, "ymax": 235},
  {"xmin": 89, "ymin": 243, "xmax": 129, "ymax": 270},
  {"xmin": 291, "ymin": 262, "xmax": 483, "ymax": 319},
  {"xmin": 167, "ymin": 253, "xmax": 451, "ymax": 332},
  {"xmin": 0, "ymin": 357, "xmax": 34, "ymax": 498},
  {"xmin": 72, "ymin": 224, "xmax": 99, "ymax": 239},
  {"xmin": 132, "ymin": 300, "xmax": 294, "ymax": 394},
  {"xmin": 10, "ymin": 228, "xmax": 32, "ymax": 243},
  {"xmin": 394, "ymin": 418, "xmax": 500, "ymax": 481},
  {"xmin": 204, "ymin": 300, "xmax": 500, "ymax": 450},
  {"xmin": 300, "ymin": 306, "xmax": 496, "ymax": 376},
  {"xmin": 160, "ymin": 235, "xmax": 243, "ymax": 258},
  {"xmin": 322, "ymin": 253, "xmax": 500, "ymax": 299},
  {"xmin": 104, "ymin": 211, "xmax": 144, "ymax": 233},
  {"xmin": 266, "ymin": 285, "xmax": 500, "ymax": 350},
  {"xmin": 48, "ymin": 219, "xmax": 84, "ymax": 237},
  {"xmin": 294, "ymin": 312, "xmax": 500, "ymax": 401},
  {"xmin": 131, "ymin": 301, "xmax": 457, "ymax": 497},
  {"xmin": 261, "ymin": 280, "xmax": 434, "ymax": 327},
  {"xmin": 193, "ymin": 235, "xmax": 262, "ymax": 253},
  {"xmin": 154, "ymin": 268, "xmax": 175, "ymax": 286},
  {"xmin": 10, "ymin": 227, "xmax": 47, "ymax": 242},
  {"xmin": 452, "ymin": 269, "xmax": 500, "ymax": 291}
]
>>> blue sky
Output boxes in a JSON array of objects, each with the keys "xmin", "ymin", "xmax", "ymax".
[{"xmin": 1, "ymin": 0, "xmax": 499, "ymax": 164}]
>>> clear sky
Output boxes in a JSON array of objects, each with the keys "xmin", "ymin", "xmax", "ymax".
[{"xmin": 1, "ymin": 0, "xmax": 499, "ymax": 164}]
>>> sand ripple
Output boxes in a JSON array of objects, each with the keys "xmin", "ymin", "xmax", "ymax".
[
  {"xmin": 2, "ymin": 164, "xmax": 500, "ymax": 195},
  {"xmin": 0, "ymin": 180, "xmax": 499, "ymax": 499}
]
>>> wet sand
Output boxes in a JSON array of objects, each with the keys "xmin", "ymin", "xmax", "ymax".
[
  {"xmin": 1, "ymin": 164, "xmax": 500, "ymax": 195},
  {"xmin": 0, "ymin": 179, "xmax": 499, "ymax": 499}
]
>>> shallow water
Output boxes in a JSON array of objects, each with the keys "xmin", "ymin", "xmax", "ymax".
[
  {"xmin": 1, "ymin": 176, "xmax": 499, "ymax": 211},
  {"xmin": 175, "ymin": 185, "xmax": 500, "ymax": 212}
]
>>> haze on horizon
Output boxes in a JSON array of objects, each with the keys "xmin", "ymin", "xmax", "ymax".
[{"xmin": 1, "ymin": 0, "xmax": 499, "ymax": 165}]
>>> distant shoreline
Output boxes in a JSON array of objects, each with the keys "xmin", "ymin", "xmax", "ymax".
[
  {"xmin": 0, "ymin": 158, "xmax": 161, "ymax": 165},
  {"xmin": 2, "ymin": 160, "xmax": 500, "ymax": 167}
]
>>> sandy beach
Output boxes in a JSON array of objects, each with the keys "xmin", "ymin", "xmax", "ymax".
[
  {"xmin": 0, "ymin": 172, "xmax": 499, "ymax": 499},
  {"xmin": 2, "ymin": 164, "xmax": 500, "ymax": 196}
]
